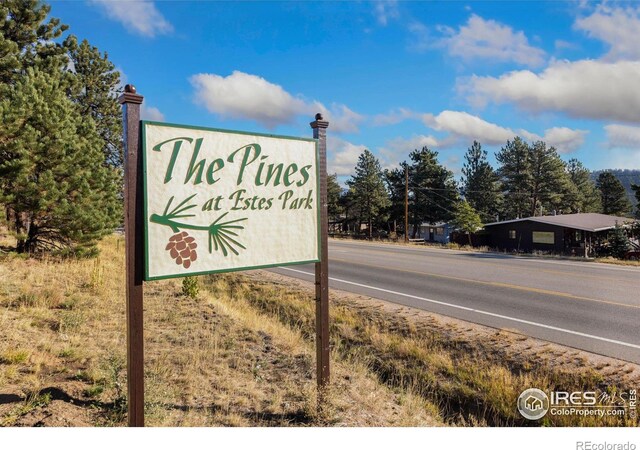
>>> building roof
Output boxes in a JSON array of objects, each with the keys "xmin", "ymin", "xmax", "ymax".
[
  {"xmin": 483, "ymin": 213, "xmax": 635, "ymax": 232},
  {"xmin": 419, "ymin": 222, "xmax": 450, "ymax": 227}
]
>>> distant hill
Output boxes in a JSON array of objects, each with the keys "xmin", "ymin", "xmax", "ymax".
[{"xmin": 591, "ymin": 169, "xmax": 640, "ymax": 208}]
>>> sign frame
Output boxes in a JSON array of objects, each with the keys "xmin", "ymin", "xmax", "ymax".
[{"xmin": 140, "ymin": 120, "xmax": 322, "ymax": 281}]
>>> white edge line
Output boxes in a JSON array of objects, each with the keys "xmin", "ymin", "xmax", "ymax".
[{"xmin": 279, "ymin": 267, "xmax": 640, "ymax": 351}]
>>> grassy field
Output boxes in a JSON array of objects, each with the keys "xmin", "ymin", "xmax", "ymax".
[{"xmin": 0, "ymin": 234, "xmax": 638, "ymax": 426}]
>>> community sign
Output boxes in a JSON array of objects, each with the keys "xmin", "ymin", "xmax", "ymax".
[{"xmin": 141, "ymin": 122, "xmax": 320, "ymax": 280}]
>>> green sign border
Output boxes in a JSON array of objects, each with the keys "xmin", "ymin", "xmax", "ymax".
[{"xmin": 140, "ymin": 120, "xmax": 321, "ymax": 281}]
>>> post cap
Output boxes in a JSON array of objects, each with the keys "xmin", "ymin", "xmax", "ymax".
[
  {"xmin": 310, "ymin": 112, "xmax": 329, "ymax": 129},
  {"xmin": 119, "ymin": 84, "xmax": 143, "ymax": 105}
]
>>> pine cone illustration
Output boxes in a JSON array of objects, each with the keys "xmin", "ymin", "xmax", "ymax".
[{"xmin": 165, "ymin": 231, "xmax": 198, "ymax": 268}]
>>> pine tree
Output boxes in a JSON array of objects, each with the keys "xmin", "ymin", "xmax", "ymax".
[
  {"xmin": 65, "ymin": 36, "xmax": 123, "ymax": 169},
  {"xmin": 346, "ymin": 149, "xmax": 390, "ymax": 238},
  {"xmin": 0, "ymin": 0, "xmax": 68, "ymax": 85},
  {"xmin": 0, "ymin": 66, "xmax": 120, "ymax": 253},
  {"xmin": 408, "ymin": 147, "xmax": 458, "ymax": 237},
  {"xmin": 496, "ymin": 137, "xmax": 531, "ymax": 220},
  {"xmin": 567, "ymin": 159, "xmax": 601, "ymax": 213},
  {"xmin": 384, "ymin": 163, "xmax": 409, "ymax": 235},
  {"xmin": 608, "ymin": 224, "xmax": 631, "ymax": 259},
  {"xmin": 597, "ymin": 172, "xmax": 632, "ymax": 216},
  {"xmin": 327, "ymin": 173, "xmax": 343, "ymax": 220},
  {"xmin": 460, "ymin": 141, "xmax": 502, "ymax": 223},
  {"xmin": 527, "ymin": 141, "xmax": 575, "ymax": 216},
  {"xmin": 451, "ymin": 200, "xmax": 483, "ymax": 245},
  {"xmin": 0, "ymin": 1, "xmax": 122, "ymax": 254},
  {"xmin": 631, "ymin": 184, "xmax": 640, "ymax": 219}
]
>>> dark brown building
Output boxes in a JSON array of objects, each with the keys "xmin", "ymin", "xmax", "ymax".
[{"xmin": 483, "ymin": 213, "xmax": 634, "ymax": 256}]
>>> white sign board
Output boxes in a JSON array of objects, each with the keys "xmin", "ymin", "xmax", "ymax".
[{"xmin": 141, "ymin": 122, "xmax": 320, "ymax": 280}]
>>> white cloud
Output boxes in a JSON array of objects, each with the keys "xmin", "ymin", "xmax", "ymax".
[
  {"xmin": 384, "ymin": 134, "xmax": 440, "ymax": 153},
  {"xmin": 89, "ymin": 1, "xmax": 173, "ymax": 37},
  {"xmin": 422, "ymin": 110, "xmax": 515, "ymax": 145},
  {"xmin": 539, "ymin": 127, "xmax": 588, "ymax": 154},
  {"xmin": 373, "ymin": 0, "xmax": 399, "ymax": 26},
  {"xmin": 604, "ymin": 124, "xmax": 640, "ymax": 148},
  {"xmin": 141, "ymin": 105, "xmax": 165, "ymax": 121},
  {"xmin": 462, "ymin": 59, "xmax": 640, "ymax": 123},
  {"xmin": 437, "ymin": 14, "xmax": 546, "ymax": 67},
  {"xmin": 191, "ymin": 71, "xmax": 306, "ymax": 127},
  {"xmin": 407, "ymin": 21, "xmax": 430, "ymax": 52},
  {"xmin": 190, "ymin": 71, "xmax": 363, "ymax": 132},
  {"xmin": 554, "ymin": 39, "xmax": 577, "ymax": 51},
  {"xmin": 373, "ymin": 108, "xmax": 421, "ymax": 126},
  {"xmin": 420, "ymin": 110, "xmax": 586, "ymax": 153},
  {"xmin": 327, "ymin": 136, "xmax": 368, "ymax": 176},
  {"xmin": 575, "ymin": 4, "xmax": 640, "ymax": 61},
  {"xmin": 314, "ymin": 103, "xmax": 364, "ymax": 134}
]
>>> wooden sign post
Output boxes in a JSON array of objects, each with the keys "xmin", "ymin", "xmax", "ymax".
[
  {"xmin": 119, "ymin": 85, "xmax": 145, "ymax": 427},
  {"xmin": 119, "ymin": 85, "xmax": 330, "ymax": 426},
  {"xmin": 311, "ymin": 115, "xmax": 330, "ymax": 392}
]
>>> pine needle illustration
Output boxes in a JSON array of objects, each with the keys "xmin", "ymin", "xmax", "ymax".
[{"xmin": 150, "ymin": 195, "xmax": 248, "ymax": 258}]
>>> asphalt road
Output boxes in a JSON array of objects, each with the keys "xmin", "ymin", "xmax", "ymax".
[{"xmin": 269, "ymin": 239, "xmax": 640, "ymax": 364}]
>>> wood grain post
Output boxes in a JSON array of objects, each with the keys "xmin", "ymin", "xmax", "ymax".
[
  {"xmin": 310, "ymin": 114, "xmax": 330, "ymax": 400},
  {"xmin": 118, "ymin": 84, "xmax": 145, "ymax": 427}
]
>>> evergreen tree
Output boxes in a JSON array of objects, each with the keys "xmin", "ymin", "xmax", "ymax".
[
  {"xmin": 0, "ymin": 0, "xmax": 68, "ymax": 85},
  {"xmin": 451, "ymin": 200, "xmax": 483, "ymax": 245},
  {"xmin": 632, "ymin": 184, "xmax": 640, "ymax": 218},
  {"xmin": 0, "ymin": 67, "xmax": 120, "ymax": 253},
  {"xmin": 326, "ymin": 173, "xmax": 343, "ymax": 220},
  {"xmin": 346, "ymin": 149, "xmax": 390, "ymax": 238},
  {"xmin": 384, "ymin": 163, "xmax": 409, "ymax": 235},
  {"xmin": 597, "ymin": 172, "xmax": 632, "ymax": 216},
  {"xmin": 408, "ymin": 147, "xmax": 458, "ymax": 237},
  {"xmin": 0, "ymin": 1, "xmax": 122, "ymax": 254},
  {"xmin": 65, "ymin": 36, "xmax": 123, "ymax": 169},
  {"xmin": 527, "ymin": 141, "xmax": 575, "ymax": 216},
  {"xmin": 567, "ymin": 159, "xmax": 601, "ymax": 213},
  {"xmin": 460, "ymin": 141, "xmax": 502, "ymax": 222},
  {"xmin": 496, "ymin": 137, "xmax": 531, "ymax": 220},
  {"xmin": 608, "ymin": 224, "xmax": 631, "ymax": 259}
]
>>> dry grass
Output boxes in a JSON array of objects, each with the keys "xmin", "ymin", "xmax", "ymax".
[
  {"xmin": 231, "ymin": 271, "xmax": 640, "ymax": 427},
  {"xmin": 0, "ymin": 234, "xmax": 437, "ymax": 427},
  {"xmin": 1, "ymin": 231, "xmax": 637, "ymax": 427}
]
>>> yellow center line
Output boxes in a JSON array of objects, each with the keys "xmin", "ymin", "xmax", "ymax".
[
  {"xmin": 331, "ymin": 243, "xmax": 636, "ymax": 285},
  {"xmin": 331, "ymin": 257, "xmax": 640, "ymax": 310}
]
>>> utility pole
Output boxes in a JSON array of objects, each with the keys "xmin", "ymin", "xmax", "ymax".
[{"xmin": 404, "ymin": 165, "xmax": 409, "ymax": 243}]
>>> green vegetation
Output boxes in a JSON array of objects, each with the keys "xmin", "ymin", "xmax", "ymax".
[
  {"xmin": 597, "ymin": 172, "xmax": 632, "ymax": 216},
  {"xmin": 460, "ymin": 141, "xmax": 501, "ymax": 223},
  {"xmin": 450, "ymin": 201, "xmax": 483, "ymax": 245},
  {"xmin": 345, "ymin": 149, "xmax": 390, "ymax": 238},
  {"xmin": 0, "ymin": 0, "xmax": 121, "ymax": 255}
]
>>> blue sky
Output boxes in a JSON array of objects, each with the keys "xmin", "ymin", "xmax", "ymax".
[{"xmin": 50, "ymin": 1, "xmax": 640, "ymax": 181}]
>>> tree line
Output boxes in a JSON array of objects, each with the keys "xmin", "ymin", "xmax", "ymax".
[
  {"xmin": 1, "ymin": 1, "xmax": 638, "ymax": 254},
  {"xmin": 0, "ymin": 0, "xmax": 122, "ymax": 254},
  {"xmin": 330, "ymin": 139, "xmax": 639, "ymax": 239}
]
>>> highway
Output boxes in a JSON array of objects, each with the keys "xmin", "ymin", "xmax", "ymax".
[{"xmin": 270, "ymin": 239, "xmax": 640, "ymax": 364}]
